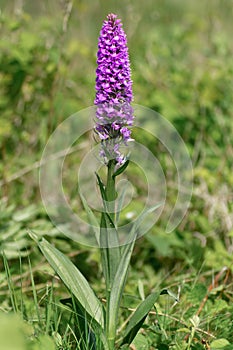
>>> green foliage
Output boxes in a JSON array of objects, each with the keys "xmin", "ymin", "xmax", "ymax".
[
  {"xmin": 28, "ymin": 196, "xmax": 162, "ymax": 348},
  {"xmin": 1, "ymin": 0, "xmax": 233, "ymax": 349},
  {"xmin": 121, "ymin": 291, "xmax": 160, "ymax": 346},
  {"xmin": 29, "ymin": 234, "xmax": 104, "ymax": 328},
  {"xmin": 210, "ymin": 339, "xmax": 231, "ymax": 349},
  {"xmin": 0, "ymin": 312, "xmax": 55, "ymax": 350}
]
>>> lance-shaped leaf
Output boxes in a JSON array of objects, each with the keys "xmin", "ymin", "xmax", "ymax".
[
  {"xmin": 112, "ymin": 160, "xmax": 129, "ymax": 179},
  {"xmin": 79, "ymin": 192, "xmax": 100, "ymax": 244},
  {"xmin": 108, "ymin": 203, "xmax": 163, "ymax": 342},
  {"xmin": 123, "ymin": 202, "xmax": 163, "ymax": 247},
  {"xmin": 107, "ymin": 232, "xmax": 136, "ymax": 344},
  {"xmin": 116, "ymin": 179, "xmax": 131, "ymax": 225},
  {"xmin": 96, "ymin": 172, "xmax": 107, "ymax": 202},
  {"xmin": 29, "ymin": 232, "xmax": 104, "ymax": 328},
  {"xmin": 107, "ymin": 208, "xmax": 148, "ymax": 343},
  {"xmin": 121, "ymin": 291, "xmax": 160, "ymax": 345},
  {"xmin": 100, "ymin": 212, "xmax": 121, "ymax": 289}
]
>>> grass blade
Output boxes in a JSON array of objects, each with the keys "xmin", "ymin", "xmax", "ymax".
[
  {"xmin": 61, "ymin": 296, "xmax": 97, "ymax": 350},
  {"xmin": 2, "ymin": 252, "xmax": 18, "ymax": 313}
]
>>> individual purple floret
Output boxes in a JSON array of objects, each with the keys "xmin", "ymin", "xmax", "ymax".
[{"xmin": 94, "ymin": 13, "xmax": 134, "ymax": 165}]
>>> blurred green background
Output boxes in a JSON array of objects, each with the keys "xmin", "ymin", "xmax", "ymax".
[{"xmin": 0, "ymin": 0, "xmax": 233, "ymax": 348}]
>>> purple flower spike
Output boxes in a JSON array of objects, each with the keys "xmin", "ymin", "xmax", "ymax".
[{"xmin": 94, "ymin": 13, "xmax": 134, "ymax": 166}]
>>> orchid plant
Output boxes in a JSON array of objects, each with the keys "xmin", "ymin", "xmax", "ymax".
[{"xmin": 31, "ymin": 14, "xmax": 164, "ymax": 350}]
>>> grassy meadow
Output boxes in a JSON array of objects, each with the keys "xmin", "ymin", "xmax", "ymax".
[{"xmin": 0, "ymin": 0, "xmax": 233, "ymax": 349}]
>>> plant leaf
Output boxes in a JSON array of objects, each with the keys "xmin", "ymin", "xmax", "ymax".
[
  {"xmin": 116, "ymin": 180, "xmax": 131, "ymax": 224},
  {"xmin": 95, "ymin": 172, "xmax": 107, "ymax": 204},
  {"xmin": 160, "ymin": 288, "xmax": 179, "ymax": 302},
  {"xmin": 121, "ymin": 291, "xmax": 160, "ymax": 345},
  {"xmin": 107, "ymin": 203, "xmax": 163, "ymax": 341},
  {"xmin": 100, "ymin": 212, "xmax": 121, "ymax": 289},
  {"xmin": 123, "ymin": 202, "xmax": 163, "ymax": 247},
  {"xmin": 107, "ymin": 235, "xmax": 136, "ymax": 342},
  {"xmin": 79, "ymin": 192, "xmax": 100, "ymax": 244},
  {"xmin": 29, "ymin": 232, "xmax": 104, "ymax": 328},
  {"xmin": 210, "ymin": 338, "xmax": 230, "ymax": 348},
  {"xmin": 112, "ymin": 160, "xmax": 129, "ymax": 179}
]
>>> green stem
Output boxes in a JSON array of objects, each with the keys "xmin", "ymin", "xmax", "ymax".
[
  {"xmin": 106, "ymin": 160, "xmax": 116, "ymax": 222},
  {"xmin": 105, "ymin": 160, "xmax": 117, "ymax": 349}
]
